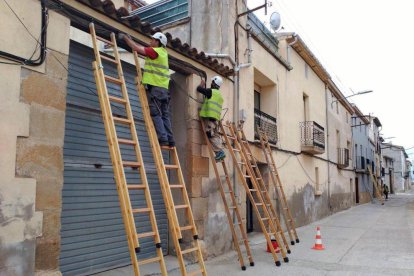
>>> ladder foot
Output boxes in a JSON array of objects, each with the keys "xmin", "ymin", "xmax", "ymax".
[
  {"xmin": 155, "ymin": 243, "xmax": 162, "ymax": 248},
  {"xmin": 291, "ymin": 240, "xmax": 295, "ymax": 246},
  {"xmin": 135, "ymin": 247, "xmax": 141, "ymax": 253},
  {"xmin": 296, "ymin": 238, "xmax": 300, "ymax": 243},
  {"xmin": 178, "ymin": 238, "xmax": 183, "ymax": 244},
  {"xmin": 241, "ymin": 266, "xmax": 246, "ymax": 271},
  {"xmin": 250, "ymin": 262, "xmax": 255, "ymax": 267},
  {"xmin": 193, "ymin": 234, "xmax": 199, "ymax": 240},
  {"xmin": 287, "ymin": 249, "xmax": 291, "ymax": 254},
  {"xmin": 283, "ymin": 257, "xmax": 289, "ymax": 263},
  {"xmin": 275, "ymin": 261, "xmax": 281, "ymax": 267}
]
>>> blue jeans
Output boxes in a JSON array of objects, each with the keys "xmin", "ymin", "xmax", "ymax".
[{"xmin": 147, "ymin": 86, "xmax": 174, "ymax": 144}]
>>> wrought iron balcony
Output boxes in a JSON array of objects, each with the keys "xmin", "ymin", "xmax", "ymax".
[
  {"xmin": 355, "ymin": 156, "xmax": 366, "ymax": 172},
  {"xmin": 300, "ymin": 121, "xmax": 325, "ymax": 154},
  {"xmin": 337, "ymin": 148, "xmax": 350, "ymax": 168},
  {"xmin": 254, "ymin": 108, "xmax": 278, "ymax": 144}
]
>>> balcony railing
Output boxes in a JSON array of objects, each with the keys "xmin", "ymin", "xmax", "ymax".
[
  {"xmin": 300, "ymin": 121, "xmax": 325, "ymax": 154},
  {"xmin": 254, "ymin": 109, "xmax": 278, "ymax": 144},
  {"xmin": 355, "ymin": 156, "xmax": 366, "ymax": 172},
  {"xmin": 337, "ymin": 148, "xmax": 350, "ymax": 168}
]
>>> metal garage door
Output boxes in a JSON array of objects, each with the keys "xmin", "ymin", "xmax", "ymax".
[{"xmin": 60, "ymin": 41, "xmax": 168, "ymax": 275}]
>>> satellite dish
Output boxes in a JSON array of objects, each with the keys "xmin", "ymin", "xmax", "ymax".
[{"xmin": 269, "ymin": 12, "xmax": 281, "ymax": 32}]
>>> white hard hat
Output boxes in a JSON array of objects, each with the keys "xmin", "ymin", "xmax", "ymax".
[
  {"xmin": 152, "ymin": 32, "xmax": 167, "ymax": 47},
  {"xmin": 211, "ymin": 76, "xmax": 223, "ymax": 87}
]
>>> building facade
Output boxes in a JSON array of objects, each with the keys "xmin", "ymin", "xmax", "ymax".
[
  {"xmin": 382, "ymin": 144, "xmax": 409, "ymax": 192},
  {"xmin": 0, "ymin": 0, "xmax": 367, "ymax": 275}
]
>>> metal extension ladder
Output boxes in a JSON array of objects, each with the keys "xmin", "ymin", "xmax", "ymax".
[
  {"xmin": 258, "ymin": 130, "xmax": 300, "ymax": 245},
  {"xmin": 367, "ymin": 166, "xmax": 385, "ymax": 205},
  {"xmin": 220, "ymin": 121, "xmax": 289, "ymax": 267},
  {"xmin": 89, "ymin": 23, "xmax": 167, "ymax": 276},
  {"xmin": 234, "ymin": 125, "xmax": 291, "ymax": 254},
  {"xmin": 200, "ymin": 118, "xmax": 254, "ymax": 270},
  {"xmin": 132, "ymin": 45, "xmax": 207, "ymax": 275}
]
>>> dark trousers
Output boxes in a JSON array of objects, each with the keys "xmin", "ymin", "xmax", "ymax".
[{"xmin": 146, "ymin": 86, "xmax": 174, "ymax": 144}]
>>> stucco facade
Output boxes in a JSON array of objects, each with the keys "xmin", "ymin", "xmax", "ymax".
[
  {"xmin": 382, "ymin": 144, "xmax": 409, "ymax": 192},
  {"xmin": 0, "ymin": 0, "xmax": 372, "ymax": 274}
]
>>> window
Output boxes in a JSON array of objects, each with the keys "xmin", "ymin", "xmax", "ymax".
[
  {"xmin": 303, "ymin": 93, "xmax": 309, "ymax": 121},
  {"xmin": 346, "ymin": 112, "xmax": 349, "ymax": 123},
  {"xmin": 254, "ymin": 90, "xmax": 261, "ymax": 110}
]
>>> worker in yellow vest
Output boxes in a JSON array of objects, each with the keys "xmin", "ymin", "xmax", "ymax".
[
  {"xmin": 119, "ymin": 32, "xmax": 175, "ymax": 147},
  {"xmin": 197, "ymin": 76, "xmax": 225, "ymax": 161}
]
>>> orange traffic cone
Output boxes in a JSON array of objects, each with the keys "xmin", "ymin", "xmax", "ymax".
[{"xmin": 311, "ymin": 226, "xmax": 325, "ymax": 250}]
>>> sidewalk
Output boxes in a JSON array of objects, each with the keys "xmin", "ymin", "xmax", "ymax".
[{"xmin": 96, "ymin": 191, "xmax": 414, "ymax": 275}]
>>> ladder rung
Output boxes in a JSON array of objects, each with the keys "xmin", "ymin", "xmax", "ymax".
[
  {"xmin": 227, "ymin": 135, "xmax": 236, "ymax": 140},
  {"xmin": 123, "ymin": 161, "xmax": 141, "ymax": 168},
  {"xmin": 101, "ymin": 54, "xmax": 118, "ymax": 64},
  {"xmin": 249, "ymin": 189, "xmax": 257, "ymax": 192},
  {"xmin": 233, "ymin": 148, "xmax": 241, "ymax": 152},
  {"xmin": 180, "ymin": 225, "xmax": 194, "ymax": 231},
  {"xmin": 255, "ymin": 203, "xmax": 263, "ymax": 206},
  {"xmin": 160, "ymin": 145, "xmax": 174, "ymax": 150},
  {"xmin": 96, "ymin": 36, "xmax": 114, "ymax": 46},
  {"xmin": 113, "ymin": 116, "xmax": 132, "ymax": 125},
  {"xmin": 229, "ymin": 206, "xmax": 237, "ymax": 209},
  {"xmin": 138, "ymin": 256, "xmax": 161, "ymax": 266},
  {"xmin": 262, "ymin": 217, "xmax": 269, "ymax": 221},
  {"xmin": 237, "ymin": 162, "xmax": 245, "ymax": 165},
  {"xmin": 133, "ymin": 208, "xmax": 151, "ymax": 214},
  {"xmin": 256, "ymin": 177, "xmax": 262, "ymax": 180},
  {"xmin": 165, "ymin": 164, "xmax": 179, "ymax": 169},
  {"xmin": 243, "ymin": 175, "xmax": 251, "ymax": 178},
  {"xmin": 109, "ymin": 95, "xmax": 127, "ymax": 104},
  {"xmin": 181, "ymin": 247, "xmax": 198, "ymax": 255},
  {"xmin": 118, "ymin": 138, "xmax": 135, "ymax": 145},
  {"xmin": 175, "ymin": 205, "xmax": 189, "ymax": 209},
  {"xmin": 188, "ymin": 270, "xmax": 203, "ymax": 276},
  {"xmin": 170, "ymin": 184, "xmax": 184, "ymax": 189},
  {"xmin": 104, "ymin": 75, "xmax": 123, "ymax": 85},
  {"xmin": 128, "ymin": 184, "xmax": 146, "ymax": 189},
  {"xmin": 137, "ymin": 232, "xmax": 155, "ymax": 238}
]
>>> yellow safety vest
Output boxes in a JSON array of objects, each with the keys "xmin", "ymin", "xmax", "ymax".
[
  {"xmin": 142, "ymin": 47, "xmax": 170, "ymax": 89},
  {"xmin": 199, "ymin": 89, "xmax": 223, "ymax": 120}
]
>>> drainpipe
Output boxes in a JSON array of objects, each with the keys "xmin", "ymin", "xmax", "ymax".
[{"xmin": 324, "ymin": 83, "xmax": 332, "ymax": 212}]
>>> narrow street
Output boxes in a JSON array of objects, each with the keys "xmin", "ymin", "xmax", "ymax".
[{"xmin": 174, "ymin": 191, "xmax": 414, "ymax": 275}]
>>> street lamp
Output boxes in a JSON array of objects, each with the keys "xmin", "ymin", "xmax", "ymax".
[{"xmin": 331, "ymin": 90, "xmax": 373, "ymax": 108}]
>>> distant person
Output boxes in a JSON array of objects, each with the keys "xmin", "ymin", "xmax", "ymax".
[
  {"xmin": 383, "ymin": 184, "xmax": 389, "ymax": 200},
  {"xmin": 119, "ymin": 32, "xmax": 175, "ymax": 147},
  {"xmin": 197, "ymin": 76, "xmax": 225, "ymax": 161}
]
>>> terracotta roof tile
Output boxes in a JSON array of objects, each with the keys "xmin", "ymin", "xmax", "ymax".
[{"xmin": 76, "ymin": 0, "xmax": 234, "ymax": 76}]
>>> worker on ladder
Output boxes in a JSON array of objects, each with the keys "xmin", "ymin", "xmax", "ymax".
[
  {"xmin": 197, "ymin": 76, "xmax": 225, "ymax": 161},
  {"xmin": 119, "ymin": 32, "xmax": 175, "ymax": 147}
]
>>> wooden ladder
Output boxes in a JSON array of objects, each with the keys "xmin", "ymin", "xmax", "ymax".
[
  {"xmin": 200, "ymin": 118, "xmax": 254, "ymax": 270},
  {"xmin": 367, "ymin": 166, "xmax": 385, "ymax": 205},
  {"xmin": 220, "ymin": 121, "xmax": 289, "ymax": 267},
  {"xmin": 233, "ymin": 124, "xmax": 291, "ymax": 255},
  {"xmin": 89, "ymin": 23, "xmax": 167, "ymax": 276},
  {"xmin": 258, "ymin": 130, "xmax": 300, "ymax": 245},
  {"xmin": 131, "ymin": 45, "xmax": 207, "ymax": 275}
]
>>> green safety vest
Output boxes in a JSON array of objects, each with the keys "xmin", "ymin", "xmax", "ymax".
[
  {"xmin": 142, "ymin": 47, "xmax": 170, "ymax": 89},
  {"xmin": 199, "ymin": 89, "xmax": 224, "ymax": 120}
]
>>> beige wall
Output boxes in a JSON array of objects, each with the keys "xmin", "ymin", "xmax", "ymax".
[{"xmin": 0, "ymin": 0, "xmax": 70, "ymax": 275}]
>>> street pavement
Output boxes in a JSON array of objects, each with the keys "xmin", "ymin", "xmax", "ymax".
[{"xmin": 96, "ymin": 189, "xmax": 414, "ymax": 276}]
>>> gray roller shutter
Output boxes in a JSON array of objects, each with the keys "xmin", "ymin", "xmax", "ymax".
[{"xmin": 60, "ymin": 41, "xmax": 168, "ymax": 275}]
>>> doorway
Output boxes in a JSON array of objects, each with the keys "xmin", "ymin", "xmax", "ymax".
[{"xmin": 355, "ymin": 177, "xmax": 359, "ymax": 203}]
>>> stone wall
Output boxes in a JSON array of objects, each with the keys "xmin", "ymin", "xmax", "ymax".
[{"xmin": 16, "ymin": 50, "xmax": 69, "ymax": 274}]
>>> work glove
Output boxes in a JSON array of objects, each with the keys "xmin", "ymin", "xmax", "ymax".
[{"xmin": 117, "ymin": 32, "xmax": 131, "ymax": 41}]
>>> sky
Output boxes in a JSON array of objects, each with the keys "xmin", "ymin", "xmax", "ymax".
[{"xmin": 145, "ymin": 0, "xmax": 414, "ymax": 161}]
